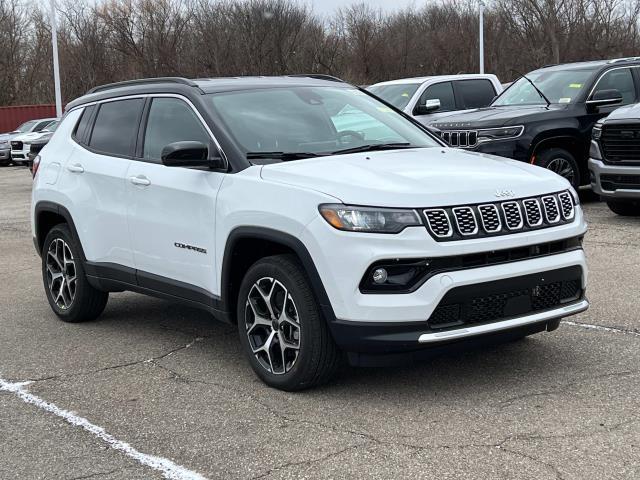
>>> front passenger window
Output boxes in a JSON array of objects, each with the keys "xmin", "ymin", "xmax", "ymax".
[
  {"xmin": 591, "ymin": 68, "xmax": 636, "ymax": 105},
  {"xmin": 143, "ymin": 98, "xmax": 211, "ymax": 161},
  {"xmin": 416, "ymin": 82, "xmax": 456, "ymax": 114}
]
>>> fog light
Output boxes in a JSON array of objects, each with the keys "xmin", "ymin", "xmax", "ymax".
[{"xmin": 372, "ymin": 268, "xmax": 388, "ymax": 284}]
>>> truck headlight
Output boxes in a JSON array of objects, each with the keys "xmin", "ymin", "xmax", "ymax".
[
  {"xmin": 319, "ymin": 204, "xmax": 422, "ymax": 233},
  {"xmin": 477, "ymin": 126, "xmax": 524, "ymax": 142},
  {"xmin": 589, "ymin": 140, "xmax": 602, "ymax": 160}
]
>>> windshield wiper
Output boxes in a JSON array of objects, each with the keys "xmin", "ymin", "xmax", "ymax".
[
  {"xmin": 331, "ymin": 143, "xmax": 413, "ymax": 155},
  {"xmin": 510, "ymin": 69, "xmax": 551, "ymax": 107},
  {"xmin": 246, "ymin": 151, "xmax": 325, "ymax": 161}
]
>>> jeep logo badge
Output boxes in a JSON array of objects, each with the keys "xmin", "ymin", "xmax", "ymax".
[{"xmin": 494, "ymin": 189, "xmax": 515, "ymax": 198}]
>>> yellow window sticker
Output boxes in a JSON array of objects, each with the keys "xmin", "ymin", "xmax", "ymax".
[
  {"xmin": 401, "ymin": 92, "xmax": 409, "ymax": 97},
  {"xmin": 377, "ymin": 106, "xmax": 393, "ymax": 112},
  {"xmin": 569, "ymin": 83, "xmax": 582, "ymax": 88}
]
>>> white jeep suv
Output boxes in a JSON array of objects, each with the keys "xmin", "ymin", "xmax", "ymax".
[{"xmin": 31, "ymin": 76, "xmax": 588, "ymax": 390}]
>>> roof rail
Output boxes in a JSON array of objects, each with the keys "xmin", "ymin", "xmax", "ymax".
[
  {"xmin": 608, "ymin": 57, "xmax": 640, "ymax": 64},
  {"xmin": 287, "ymin": 74, "xmax": 346, "ymax": 83},
  {"xmin": 86, "ymin": 77, "xmax": 201, "ymax": 95}
]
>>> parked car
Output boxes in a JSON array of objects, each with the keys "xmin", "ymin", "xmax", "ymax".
[
  {"xmin": 0, "ymin": 117, "xmax": 57, "ymax": 166},
  {"xmin": 428, "ymin": 58, "xmax": 640, "ymax": 188},
  {"xmin": 32, "ymin": 76, "xmax": 588, "ymax": 390},
  {"xmin": 367, "ymin": 74, "xmax": 503, "ymax": 124},
  {"xmin": 589, "ymin": 103, "xmax": 640, "ymax": 215},
  {"xmin": 11, "ymin": 120, "xmax": 59, "ymax": 166}
]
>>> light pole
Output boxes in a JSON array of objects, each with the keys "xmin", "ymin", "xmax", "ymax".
[
  {"xmin": 50, "ymin": 0, "xmax": 62, "ymax": 117},
  {"xmin": 479, "ymin": 0, "xmax": 485, "ymax": 74}
]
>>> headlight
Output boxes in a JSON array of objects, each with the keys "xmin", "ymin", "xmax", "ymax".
[
  {"xmin": 569, "ymin": 187, "xmax": 580, "ymax": 205},
  {"xmin": 477, "ymin": 126, "xmax": 524, "ymax": 142},
  {"xmin": 592, "ymin": 124, "xmax": 603, "ymax": 140},
  {"xmin": 319, "ymin": 204, "xmax": 422, "ymax": 233},
  {"xmin": 0, "ymin": 140, "xmax": 8, "ymax": 147}
]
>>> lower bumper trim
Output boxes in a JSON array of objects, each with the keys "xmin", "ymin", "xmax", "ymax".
[{"xmin": 418, "ymin": 299, "xmax": 588, "ymax": 343}]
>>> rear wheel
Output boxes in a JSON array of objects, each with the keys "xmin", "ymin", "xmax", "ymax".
[
  {"xmin": 606, "ymin": 199, "xmax": 640, "ymax": 216},
  {"xmin": 237, "ymin": 255, "xmax": 340, "ymax": 391},
  {"xmin": 535, "ymin": 148, "xmax": 580, "ymax": 188},
  {"xmin": 42, "ymin": 224, "xmax": 108, "ymax": 322}
]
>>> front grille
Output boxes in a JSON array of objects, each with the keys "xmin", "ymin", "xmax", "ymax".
[
  {"xmin": 452, "ymin": 207, "xmax": 478, "ymax": 235},
  {"xmin": 424, "ymin": 209, "xmax": 453, "ymax": 238},
  {"xmin": 440, "ymin": 130, "xmax": 478, "ymax": 148},
  {"xmin": 522, "ymin": 198, "xmax": 543, "ymax": 226},
  {"xmin": 600, "ymin": 174, "xmax": 640, "ymax": 191},
  {"xmin": 542, "ymin": 196, "xmax": 560, "ymax": 223},
  {"xmin": 601, "ymin": 123, "xmax": 640, "ymax": 165},
  {"xmin": 11, "ymin": 141, "xmax": 23, "ymax": 150},
  {"xmin": 501, "ymin": 201, "xmax": 523, "ymax": 230},
  {"xmin": 427, "ymin": 266, "xmax": 583, "ymax": 329},
  {"xmin": 421, "ymin": 191, "xmax": 576, "ymax": 242}
]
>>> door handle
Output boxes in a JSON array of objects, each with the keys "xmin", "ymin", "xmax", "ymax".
[
  {"xmin": 129, "ymin": 175, "xmax": 151, "ymax": 187},
  {"xmin": 67, "ymin": 163, "xmax": 84, "ymax": 173}
]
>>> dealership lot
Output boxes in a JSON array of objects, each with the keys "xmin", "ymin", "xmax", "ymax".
[{"xmin": 1, "ymin": 166, "xmax": 639, "ymax": 479}]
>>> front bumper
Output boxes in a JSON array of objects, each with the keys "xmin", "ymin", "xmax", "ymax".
[
  {"xmin": 11, "ymin": 148, "xmax": 29, "ymax": 164},
  {"xmin": 589, "ymin": 158, "xmax": 640, "ymax": 199},
  {"xmin": 0, "ymin": 148, "xmax": 9, "ymax": 160}
]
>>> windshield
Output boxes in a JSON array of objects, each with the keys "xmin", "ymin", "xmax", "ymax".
[
  {"xmin": 367, "ymin": 83, "xmax": 421, "ymax": 110},
  {"xmin": 208, "ymin": 86, "xmax": 439, "ymax": 160},
  {"xmin": 493, "ymin": 69, "xmax": 594, "ymax": 106},
  {"xmin": 15, "ymin": 120, "xmax": 37, "ymax": 133}
]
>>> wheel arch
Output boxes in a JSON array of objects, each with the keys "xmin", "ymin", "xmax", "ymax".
[
  {"xmin": 34, "ymin": 201, "xmax": 86, "ymax": 260},
  {"xmin": 221, "ymin": 227, "xmax": 337, "ymax": 325},
  {"xmin": 529, "ymin": 132, "xmax": 587, "ymax": 183}
]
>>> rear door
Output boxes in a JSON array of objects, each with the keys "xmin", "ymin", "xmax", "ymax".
[
  {"xmin": 59, "ymin": 98, "xmax": 143, "ymax": 270},
  {"xmin": 125, "ymin": 95, "xmax": 225, "ymax": 300},
  {"xmin": 453, "ymin": 79, "xmax": 498, "ymax": 110}
]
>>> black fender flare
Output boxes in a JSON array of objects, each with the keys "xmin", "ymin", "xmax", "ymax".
[
  {"xmin": 220, "ymin": 226, "xmax": 338, "ymax": 323},
  {"xmin": 34, "ymin": 201, "xmax": 86, "ymax": 260}
]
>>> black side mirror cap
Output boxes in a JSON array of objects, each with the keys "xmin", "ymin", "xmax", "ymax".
[
  {"xmin": 587, "ymin": 89, "xmax": 623, "ymax": 109},
  {"xmin": 161, "ymin": 141, "xmax": 226, "ymax": 169}
]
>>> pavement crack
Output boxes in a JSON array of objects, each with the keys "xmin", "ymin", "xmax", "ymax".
[
  {"xmin": 562, "ymin": 320, "xmax": 640, "ymax": 338},
  {"xmin": 66, "ymin": 466, "xmax": 135, "ymax": 480},
  {"xmin": 499, "ymin": 446, "xmax": 566, "ymax": 479},
  {"xmin": 248, "ymin": 444, "xmax": 365, "ymax": 479},
  {"xmin": 19, "ymin": 336, "xmax": 207, "ymax": 384}
]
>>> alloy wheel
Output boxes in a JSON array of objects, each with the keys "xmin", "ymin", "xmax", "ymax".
[
  {"xmin": 46, "ymin": 238, "xmax": 77, "ymax": 310},
  {"xmin": 546, "ymin": 157, "xmax": 575, "ymax": 184},
  {"xmin": 244, "ymin": 277, "xmax": 301, "ymax": 375}
]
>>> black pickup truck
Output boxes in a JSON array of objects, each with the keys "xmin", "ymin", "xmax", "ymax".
[{"xmin": 428, "ymin": 58, "xmax": 640, "ymax": 188}]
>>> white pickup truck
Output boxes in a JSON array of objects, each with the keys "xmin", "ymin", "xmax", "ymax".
[{"xmin": 368, "ymin": 74, "xmax": 503, "ymax": 125}]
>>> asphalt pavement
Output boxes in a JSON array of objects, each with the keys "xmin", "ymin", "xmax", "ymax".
[{"xmin": 1, "ymin": 166, "xmax": 638, "ymax": 479}]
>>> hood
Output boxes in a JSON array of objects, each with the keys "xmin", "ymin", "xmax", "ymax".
[
  {"xmin": 260, "ymin": 148, "xmax": 570, "ymax": 207},
  {"xmin": 605, "ymin": 103, "xmax": 640, "ymax": 121},
  {"xmin": 430, "ymin": 104, "xmax": 569, "ymax": 129},
  {"xmin": 12, "ymin": 131, "xmax": 47, "ymax": 143}
]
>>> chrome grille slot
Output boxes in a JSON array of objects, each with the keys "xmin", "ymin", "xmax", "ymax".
[
  {"xmin": 542, "ymin": 196, "xmax": 560, "ymax": 223},
  {"xmin": 478, "ymin": 204, "xmax": 501, "ymax": 233},
  {"xmin": 452, "ymin": 207, "xmax": 478, "ymax": 236},
  {"xmin": 501, "ymin": 201, "xmax": 524, "ymax": 230},
  {"xmin": 557, "ymin": 192, "xmax": 575, "ymax": 220},
  {"xmin": 439, "ymin": 130, "xmax": 478, "ymax": 148},
  {"xmin": 424, "ymin": 209, "xmax": 453, "ymax": 238},
  {"xmin": 522, "ymin": 198, "xmax": 543, "ymax": 227}
]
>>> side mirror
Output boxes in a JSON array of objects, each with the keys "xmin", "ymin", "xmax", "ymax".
[
  {"xmin": 415, "ymin": 98, "xmax": 441, "ymax": 115},
  {"xmin": 161, "ymin": 141, "xmax": 226, "ymax": 169},
  {"xmin": 587, "ymin": 89, "xmax": 623, "ymax": 109}
]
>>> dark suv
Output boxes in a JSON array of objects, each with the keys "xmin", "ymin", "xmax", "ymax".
[{"xmin": 429, "ymin": 58, "xmax": 640, "ymax": 188}]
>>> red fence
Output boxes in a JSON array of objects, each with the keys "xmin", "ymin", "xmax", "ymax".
[{"xmin": 0, "ymin": 105, "xmax": 57, "ymax": 133}]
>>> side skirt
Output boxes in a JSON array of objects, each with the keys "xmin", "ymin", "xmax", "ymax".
[{"xmin": 84, "ymin": 261, "xmax": 232, "ymax": 323}]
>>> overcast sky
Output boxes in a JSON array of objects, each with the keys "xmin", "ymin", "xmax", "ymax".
[{"xmin": 303, "ymin": 0, "xmax": 430, "ymax": 15}]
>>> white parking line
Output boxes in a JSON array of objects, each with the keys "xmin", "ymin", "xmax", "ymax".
[{"xmin": 0, "ymin": 377, "xmax": 208, "ymax": 480}]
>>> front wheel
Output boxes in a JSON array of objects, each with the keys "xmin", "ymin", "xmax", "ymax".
[
  {"xmin": 42, "ymin": 224, "xmax": 109, "ymax": 322},
  {"xmin": 606, "ymin": 200, "xmax": 640, "ymax": 216},
  {"xmin": 535, "ymin": 148, "xmax": 580, "ymax": 188},
  {"xmin": 237, "ymin": 255, "xmax": 340, "ymax": 391}
]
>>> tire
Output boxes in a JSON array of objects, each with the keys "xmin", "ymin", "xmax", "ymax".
[
  {"xmin": 0, "ymin": 160, "xmax": 10, "ymax": 167},
  {"xmin": 606, "ymin": 199, "xmax": 640, "ymax": 216},
  {"xmin": 237, "ymin": 254, "xmax": 340, "ymax": 391},
  {"xmin": 42, "ymin": 224, "xmax": 109, "ymax": 323},
  {"xmin": 534, "ymin": 148, "xmax": 580, "ymax": 188}
]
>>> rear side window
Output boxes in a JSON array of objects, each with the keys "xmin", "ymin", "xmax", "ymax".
[
  {"xmin": 73, "ymin": 105, "xmax": 95, "ymax": 143},
  {"xmin": 89, "ymin": 99, "xmax": 144, "ymax": 157},
  {"xmin": 417, "ymin": 82, "xmax": 456, "ymax": 113},
  {"xmin": 455, "ymin": 79, "xmax": 496, "ymax": 109},
  {"xmin": 142, "ymin": 98, "xmax": 210, "ymax": 162}
]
